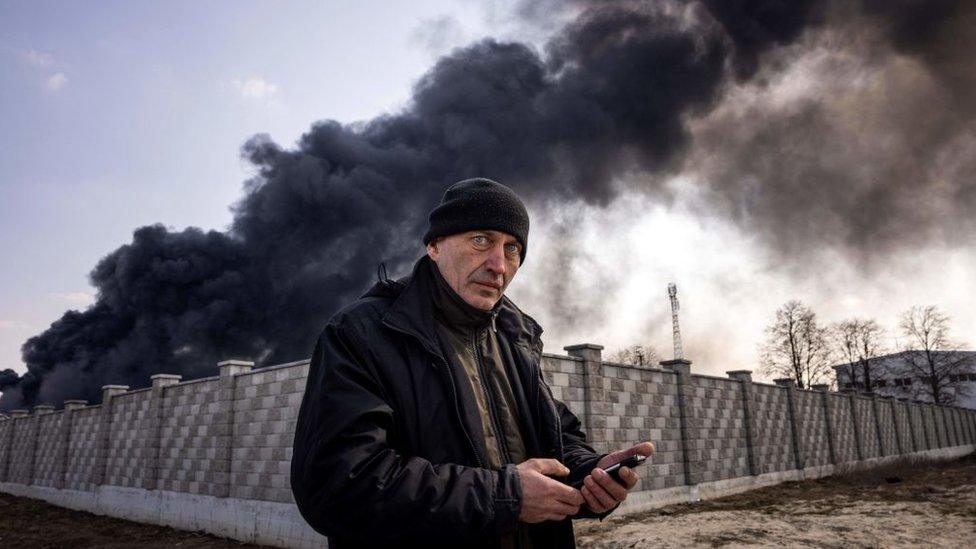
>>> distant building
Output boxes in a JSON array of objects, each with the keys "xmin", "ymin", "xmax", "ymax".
[{"xmin": 833, "ymin": 350, "xmax": 976, "ymax": 409}]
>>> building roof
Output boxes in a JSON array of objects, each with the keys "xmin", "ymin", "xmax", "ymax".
[{"xmin": 831, "ymin": 349, "xmax": 976, "ymax": 371}]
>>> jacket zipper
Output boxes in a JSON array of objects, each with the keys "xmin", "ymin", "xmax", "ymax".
[
  {"xmin": 483, "ymin": 314, "xmax": 523, "ymax": 549},
  {"xmin": 382, "ymin": 320, "xmax": 486, "ymax": 468},
  {"xmin": 474, "ymin": 329, "xmax": 513, "ymax": 464}
]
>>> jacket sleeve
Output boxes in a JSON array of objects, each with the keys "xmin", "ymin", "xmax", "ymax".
[
  {"xmin": 553, "ymin": 398, "xmax": 617, "ymax": 519},
  {"xmin": 290, "ymin": 320, "xmax": 521, "ymax": 542},
  {"xmin": 556, "ymin": 399, "xmax": 604, "ymax": 479}
]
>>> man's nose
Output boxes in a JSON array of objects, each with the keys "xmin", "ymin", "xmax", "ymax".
[{"xmin": 484, "ymin": 244, "xmax": 507, "ymax": 274}]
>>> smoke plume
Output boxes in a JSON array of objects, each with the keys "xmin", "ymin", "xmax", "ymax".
[
  {"xmin": 689, "ymin": 0, "xmax": 976, "ymax": 265},
  {"xmin": 3, "ymin": 0, "xmax": 973, "ymax": 410}
]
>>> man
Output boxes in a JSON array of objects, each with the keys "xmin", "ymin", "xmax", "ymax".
[{"xmin": 291, "ymin": 178, "xmax": 654, "ymax": 548}]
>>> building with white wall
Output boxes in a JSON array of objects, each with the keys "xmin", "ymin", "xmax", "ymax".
[{"xmin": 833, "ymin": 350, "xmax": 976, "ymax": 409}]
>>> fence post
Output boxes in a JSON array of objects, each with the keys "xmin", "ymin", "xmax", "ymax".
[
  {"xmin": 844, "ymin": 392, "xmax": 865, "ymax": 460},
  {"xmin": 952, "ymin": 407, "xmax": 964, "ymax": 445},
  {"xmin": 943, "ymin": 407, "xmax": 952, "ymax": 446},
  {"xmin": 912, "ymin": 400, "xmax": 933, "ymax": 450},
  {"xmin": 661, "ymin": 359, "xmax": 695, "ymax": 485},
  {"xmin": 28, "ymin": 406, "xmax": 54, "ymax": 485},
  {"xmin": 956, "ymin": 407, "xmax": 964, "ymax": 445},
  {"xmin": 969, "ymin": 409, "xmax": 976, "ymax": 443},
  {"xmin": 146, "ymin": 374, "xmax": 181, "ymax": 490},
  {"xmin": 898, "ymin": 399, "xmax": 916, "ymax": 453},
  {"xmin": 727, "ymin": 370, "xmax": 758, "ymax": 475},
  {"xmin": 936, "ymin": 404, "xmax": 948, "ymax": 447},
  {"xmin": 944, "ymin": 407, "xmax": 955, "ymax": 446},
  {"xmin": 0, "ymin": 416, "xmax": 10, "ymax": 482},
  {"xmin": 925, "ymin": 404, "xmax": 938, "ymax": 448},
  {"xmin": 93, "ymin": 385, "xmax": 129, "ymax": 488},
  {"xmin": 946, "ymin": 406, "xmax": 956, "ymax": 446},
  {"xmin": 811, "ymin": 384, "xmax": 837, "ymax": 465},
  {"xmin": 60, "ymin": 400, "xmax": 88, "ymax": 489},
  {"xmin": 958, "ymin": 408, "xmax": 969, "ymax": 444},
  {"xmin": 773, "ymin": 378, "xmax": 805, "ymax": 470},
  {"xmin": 885, "ymin": 397, "xmax": 904, "ymax": 455},
  {"xmin": 965, "ymin": 408, "xmax": 976, "ymax": 443},
  {"xmin": 0, "ymin": 414, "xmax": 8, "ymax": 482},
  {"xmin": 565, "ymin": 344, "xmax": 606, "ymax": 454},
  {"xmin": 964, "ymin": 409, "xmax": 971, "ymax": 443},
  {"xmin": 2, "ymin": 411, "xmax": 29, "ymax": 482},
  {"xmin": 869, "ymin": 393, "xmax": 885, "ymax": 457},
  {"xmin": 216, "ymin": 359, "xmax": 253, "ymax": 498}
]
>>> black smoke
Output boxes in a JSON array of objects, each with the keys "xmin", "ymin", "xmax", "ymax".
[
  {"xmin": 3, "ymin": 0, "xmax": 972, "ymax": 410},
  {"xmin": 0, "ymin": 369, "xmax": 20, "ymax": 392},
  {"xmin": 689, "ymin": 0, "xmax": 976, "ymax": 264}
]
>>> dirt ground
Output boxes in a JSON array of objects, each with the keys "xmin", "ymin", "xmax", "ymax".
[
  {"xmin": 577, "ymin": 452, "xmax": 976, "ymax": 548},
  {"xmin": 1, "ymin": 454, "xmax": 974, "ymax": 548},
  {"xmin": 0, "ymin": 493, "xmax": 266, "ymax": 548}
]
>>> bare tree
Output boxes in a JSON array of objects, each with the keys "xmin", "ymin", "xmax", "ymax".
[
  {"xmin": 899, "ymin": 305, "xmax": 972, "ymax": 405},
  {"xmin": 831, "ymin": 319, "xmax": 886, "ymax": 392},
  {"xmin": 760, "ymin": 300, "xmax": 832, "ymax": 389},
  {"xmin": 608, "ymin": 344, "xmax": 660, "ymax": 367}
]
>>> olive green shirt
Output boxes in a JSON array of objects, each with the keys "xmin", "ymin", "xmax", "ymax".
[
  {"xmin": 428, "ymin": 262, "xmax": 532, "ymax": 549},
  {"xmin": 429, "ymin": 264, "xmax": 528, "ymax": 468}
]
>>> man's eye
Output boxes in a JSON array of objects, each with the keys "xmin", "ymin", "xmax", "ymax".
[
  {"xmin": 505, "ymin": 244, "xmax": 520, "ymax": 254},
  {"xmin": 472, "ymin": 235, "xmax": 489, "ymax": 246}
]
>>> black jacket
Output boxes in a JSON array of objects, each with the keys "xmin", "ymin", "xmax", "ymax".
[{"xmin": 291, "ymin": 257, "xmax": 604, "ymax": 548}]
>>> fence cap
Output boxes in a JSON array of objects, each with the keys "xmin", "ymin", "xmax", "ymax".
[
  {"xmin": 151, "ymin": 373, "xmax": 182, "ymax": 388},
  {"xmin": 217, "ymin": 359, "xmax": 255, "ymax": 367},
  {"xmin": 563, "ymin": 344, "xmax": 603, "ymax": 362},
  {"xmin": 219, "ymin": 359, "xmax": 255, "ymax": 377},
  {"xmin": 563, "ymin": 343, "xmax": 604, "ymax": 351},
  {"xmin": 659, "ymin": 359, "xmax": 692, "ymax": 375}
]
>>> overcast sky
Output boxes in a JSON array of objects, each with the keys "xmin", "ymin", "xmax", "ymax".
[
  {"xmin": 0, "ymin": 0, "xmax": 508, "ymax": 373},
  {"xmin": 1, "ymin": 0, "xmax": 973, "ymax": 381}
]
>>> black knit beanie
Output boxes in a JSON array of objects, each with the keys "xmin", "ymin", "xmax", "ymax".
[{"xmin": 423, "ymin": 178, "xmax": 529, "ymax": 262}]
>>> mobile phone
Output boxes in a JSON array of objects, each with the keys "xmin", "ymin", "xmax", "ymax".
[{"xmin": 571, "ymin": 454, "xmax": 647, "ymax": 489}]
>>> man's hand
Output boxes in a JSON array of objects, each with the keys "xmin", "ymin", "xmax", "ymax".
[
  {"xmin": 516, "ymin": 458, "xmax": 585, "ymax": 523},
  {"xmin": 581, "ymin": 442, "xmax": 655, "ymax": 514}
]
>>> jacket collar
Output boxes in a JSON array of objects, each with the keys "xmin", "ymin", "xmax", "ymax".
[
  {"xmin": 428, "ymin": 258, "xmax": 499, "ymax": 335},
  {"xmin": 377, "ymin": 256, "xmax": 544, "ymax": 359}
]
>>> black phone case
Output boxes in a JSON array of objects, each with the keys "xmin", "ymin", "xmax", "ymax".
[{"xmin": 570, "ymin": 455, "xmax": 645, "ymax": 489}]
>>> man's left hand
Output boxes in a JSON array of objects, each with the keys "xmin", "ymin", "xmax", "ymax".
[{"xmin": 580, "ymin": 441, "xmax": 655, "ymax": 514}]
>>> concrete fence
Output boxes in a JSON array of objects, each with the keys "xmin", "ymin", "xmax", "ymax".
[{"xmin": 1, "ymin": 345, "xmax": 975, "ymax": 548}]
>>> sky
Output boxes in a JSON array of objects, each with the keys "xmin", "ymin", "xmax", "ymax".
[
  {"xmin": 0, "ymin": 0, "xmax": 510, "ymax": 374},
  {"xmin": 1, "ymin": 0, "xmax": 974, "ymax": 392}
]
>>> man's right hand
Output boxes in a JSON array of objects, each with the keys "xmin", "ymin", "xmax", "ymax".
[{"xmin": 516, "ymin": 458, "xmax": 585, "ymax": 523}]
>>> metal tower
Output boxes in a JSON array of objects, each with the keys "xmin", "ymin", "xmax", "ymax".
[{"xmin": 667, "ymin": 283, "xmax": 683, "ymax": 360}]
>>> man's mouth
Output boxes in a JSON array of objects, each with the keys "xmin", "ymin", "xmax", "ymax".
[{"xmin": 473, "ymin": 281, "xmax": 501, "ymax": 291}]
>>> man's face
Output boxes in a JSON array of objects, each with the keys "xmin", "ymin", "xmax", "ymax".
[{"xmin": 426, "ymin": 230, "xmax": 522, "ymax": 311}]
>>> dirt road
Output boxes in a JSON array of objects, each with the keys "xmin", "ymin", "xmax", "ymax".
[
  {"xmin": 577, "ymin": 453, "xmax": 976, "ymax": 548},
  {"xmin": 0, "ymin": 493, "xmax": 265, "ymax": 548}
]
